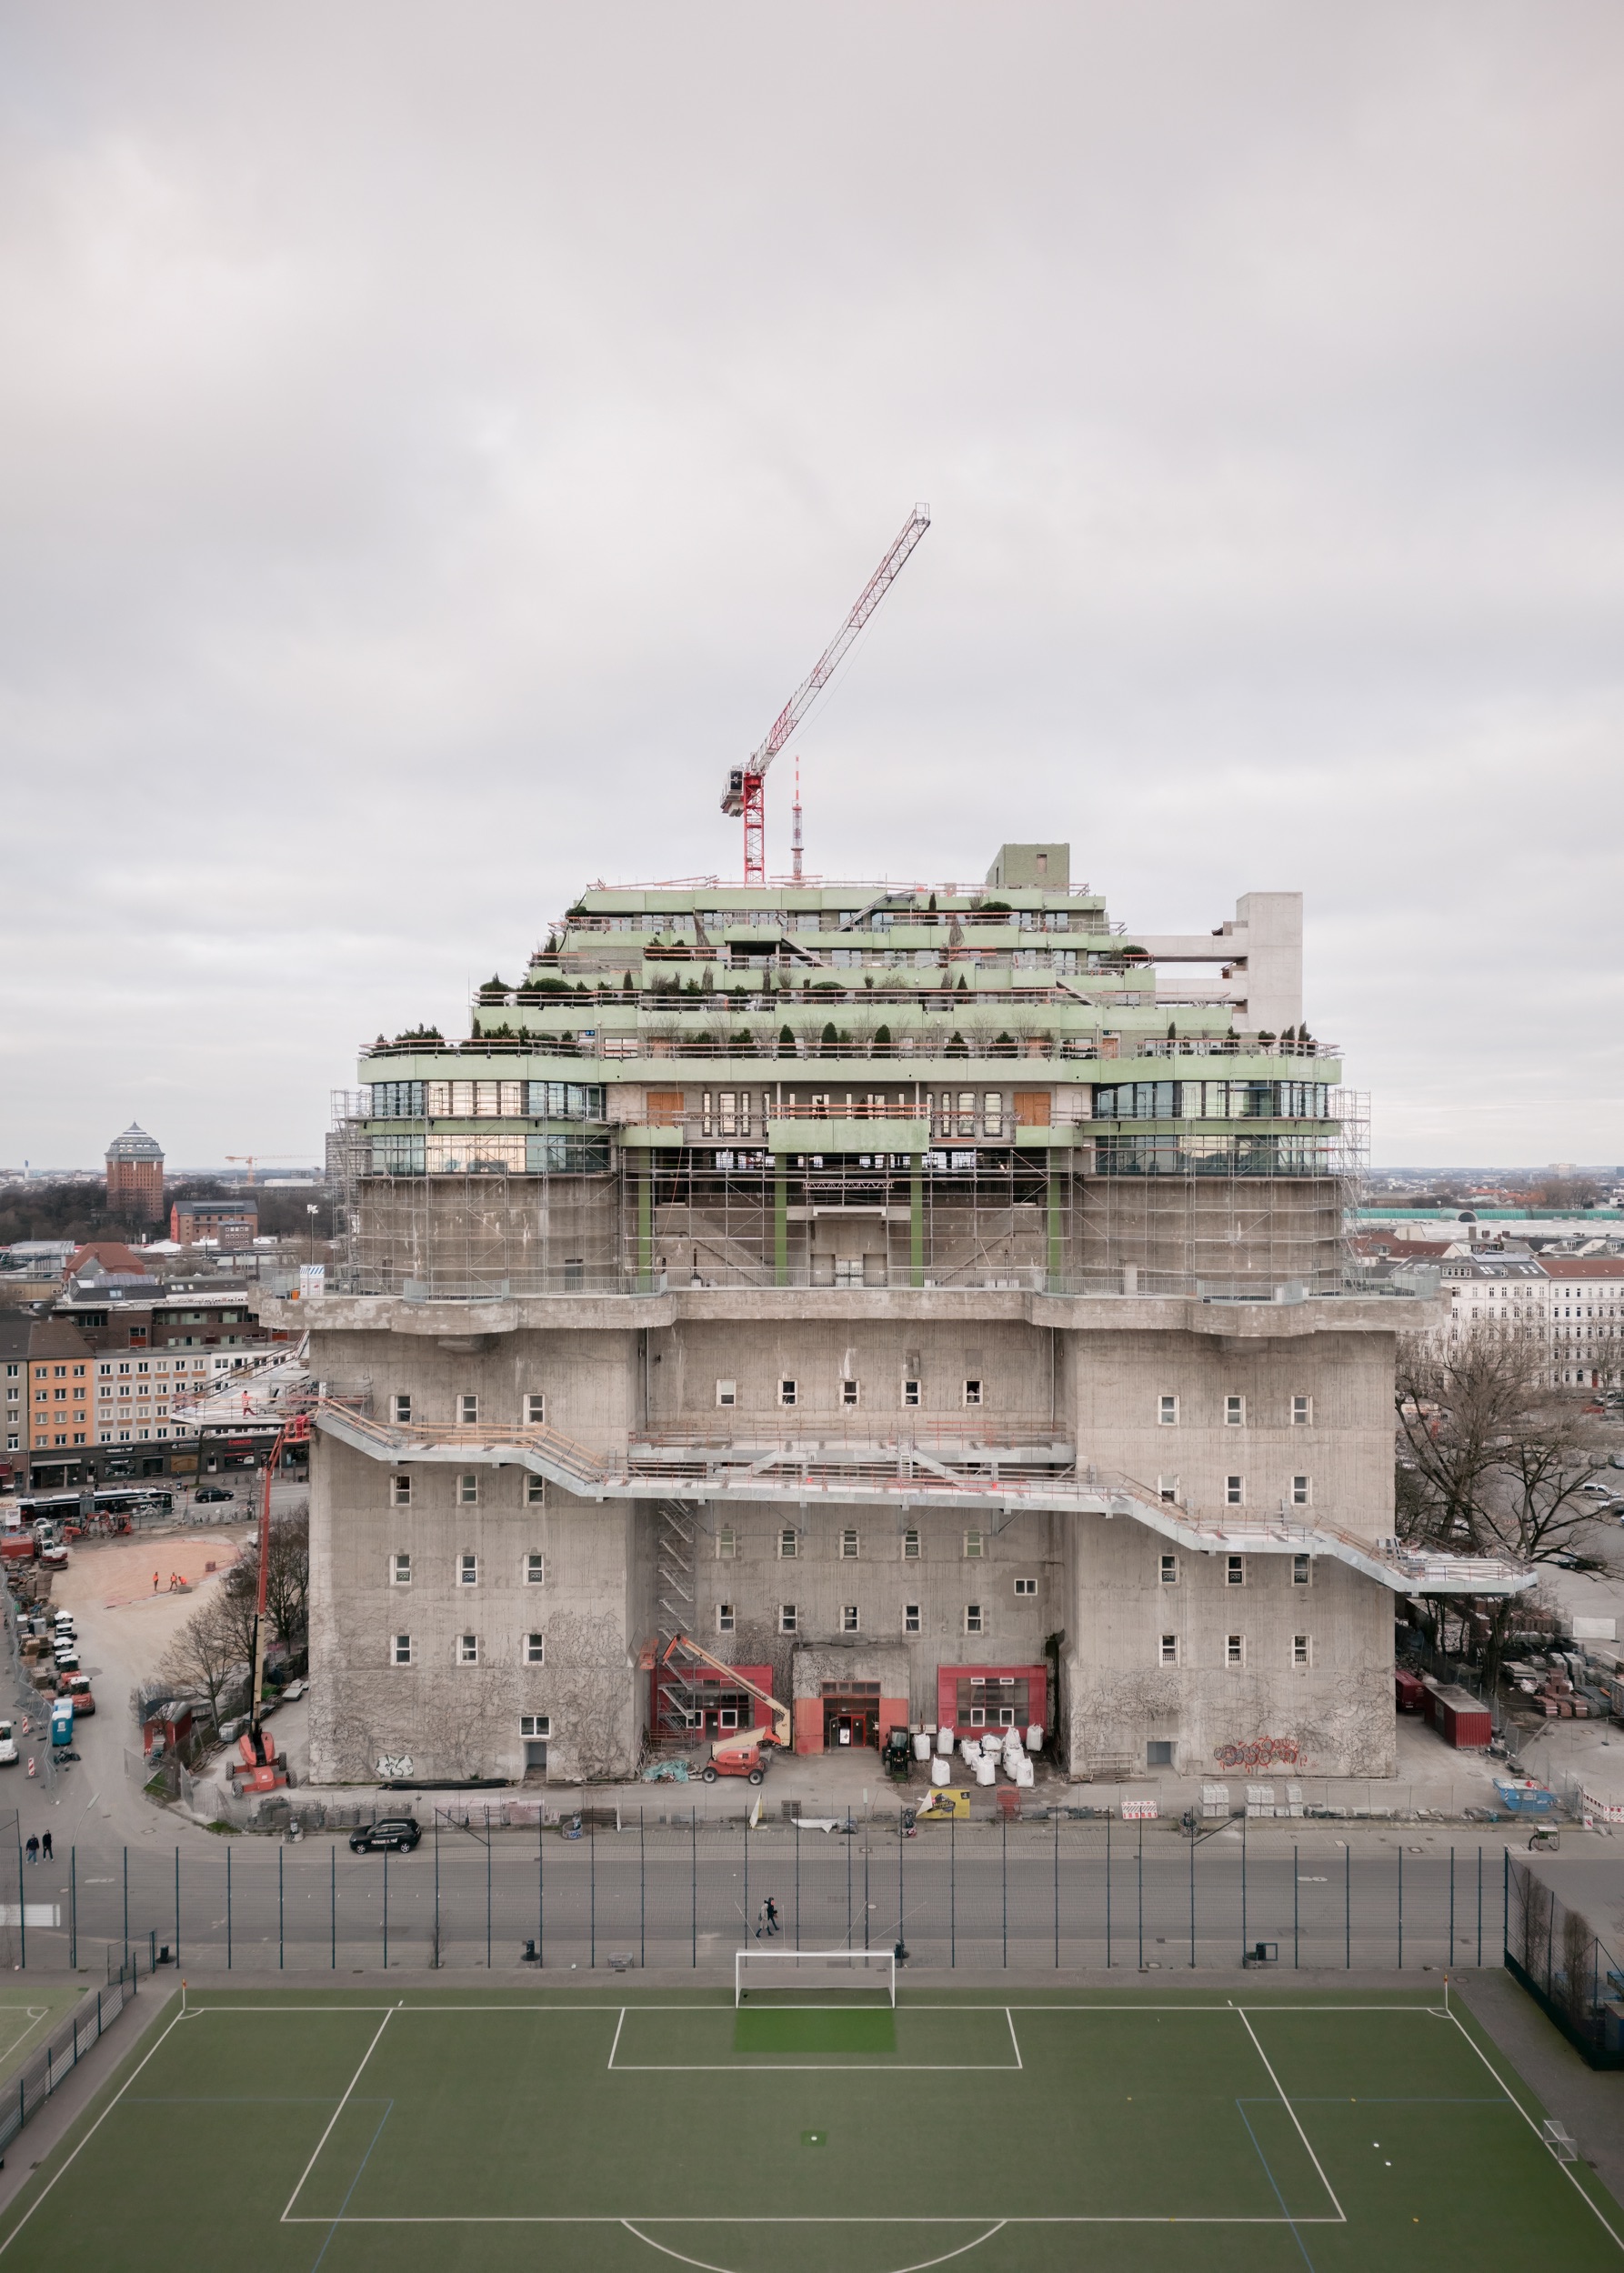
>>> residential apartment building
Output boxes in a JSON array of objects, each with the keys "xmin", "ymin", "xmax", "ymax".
[
  {"xmin": 0, "ymin": 1315, "xmax": 96, "ymax": 1469},
  {"xmin": 105, "ymin": 1123, "xmax": 165, "ymax": 1221},
  {"xmin": 1439, "ymin": 1253, "xmax": 1624, "ymax": 1388},
  {"xmin": 170, "ymin": 1197, "xmax": 259, "ymax": 1250},
  {"xmin": 267, "ymin": 842, "xmax": 1526, "ymax": 1789}
]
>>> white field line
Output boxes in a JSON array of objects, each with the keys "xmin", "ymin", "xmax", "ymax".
[
  {"xmin": 0, "ymin": 2009, "xmax": 52, "ymax": 2066},
  {"xmin": 607, "ymin": 2008, "xmax": 627, "ymax": 2069},
  {"xmin": 175, "ymin": 2000, "xmax": 1454, "ymax": 2016},
  {"xmin": 279, "ymin": 2005, "xmax": 396, "ymax": 2224},
  {"xmin": 1445, "ymin": 2007, "xmax": 1624, "ymax": 2256},
  {"xmin": 1004, "ymin": 2009, "xmax": 1022, "ymax": 2069},
  {"xmin": 282, "ymin": 2214, "xmax": 1348, "ymax": 2227},
  {"xmin": 1232, "ymin": 2006, "xmax": 1346, "ymax": 2225},
  {"xmin": 621, "ymin": 2219, "xmax": 1007, "ymax": 2273},
  {"xmin": 0, "ymin": 1994, "xmax": 190, "ymax": 2260},
  {"xmin": 610, "ymin": 2065, "xmax": 1019, "ymax": 2074}
]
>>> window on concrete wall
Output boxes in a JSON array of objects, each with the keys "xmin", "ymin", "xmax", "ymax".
[
  {"xmin": 965, "ymin": 1603, "xmax": 984, "ymax": 1634},
  {"xmin": 390, "ymin": 1474, "xmax": 412, "ymax": 1507},
  {"xmin": 1147, "ymin": 1740, "xmax": 1175, "ymax": 1767},
  {"xmin": 458, "ymin": 1394, "xmax": 479, "ymax": 1424},
  {"xmin": 1159, "ymin": 1555, "xmax": 1178, "ymax": 1585},
  {"xmin": 963, "ymin": 1379, "xmax": 982, "ymax": 1407},
  {"xmin": 716, "ymin": 1527, "xmax": 737, "ymax": 1559},
  {"xmin": 841, "ymin": 1378, "xmax": 860, "ymax": 1408},
  {"xmin": 520, "ymin": 1715, "xmax": 550, "ymax": 1739},
  {"xmin": 524, "ymin": 1394, "xmax": 546, "ymax": 1425},
  {"xmin": 526, "ymin": 1633, "xmax": 546, "ymax": 1664},
  {"xmin": 1225, "ymin": 1396, "xmax": 1245, "ymax": 1426},
  {"xmin": 1291, "ymin": 1475, "xmax": 1311, "ymax": 1506},
  {"xmin": 458, "ymin": 1473, "xmax": 479, "ymax": 1505},
  {"xmin": 716, "ymin": 1380, "xmax": 737, "ymax": 1407},
  {"xmin": 778, "ymin": 1379, "xmax": 797, "ymax": 1407},
  {"xmin": 457, "ymin": 1634, "xmax": 479, "ymax": 1665},
  {"xmin": 779, "ymin": 1604, "xmax": 797, "ymax": 1634},
  {"xmin": 1158, "ymin": 1634, "xmax": 1179, "ymax": 1665},
  {"xmin": 717, "ymin": 1603, "xmax": 735, "ymax": 1633},
  {"xmin": 1225, "ymin": 1634, "xmax": 1245, "ymax": 1667},
  {"xmin": 390, "ymin": 1553, "xmax": 412, "ymax": 1586},
  {"xmin": 1293, "ymin": 1634, "xmax": 1311, "ymax": 1667},
  {"xmin": 904, "ymin": 1603, "xmax": 921, "ymax": 1632},
  {"xmin": 392, "ymin": 1394, "xmax": 413, "ymax": 1424},
  {"xmin": 1013, "ymin": 1577, "xmax": 1037, "ymax": 1597},
  {"xmin": 839, "ymin": 1527, "xmax": 860, "ymax": 1559},
  {"xmin": 1158, "ymin": 1477, "xmax": 1178, "ymax": 1504},
  {"xmin": 841, "ymin": 1604, "xmax": 860, "ymax": 1633},
  {"xmin": 963, "ymin": 1529, "xmax": 985, "ymax": 1559},
  {"xmin": 526, "ymin": 1553, "xmax": 546, "ymax": 1586},
  {"xmin": 902, "ymin": 1527, "xmax": 921, "ymax": 1559},
  {"xmin": 458, "ymin": 1554, "xmax": 478, "ymax": 1586},
  {"xmin": 1158, "ymin": 1395, "xmax": 1178, "ymax": 1425},
  {"xmin": 1291, "ymin": 1396, "xmax": 1311, "ymax": 1425},
  {"xmin": 1226, "ymin": 1552, "xmax": 1245, "ymax": 1583},
  {"xmin": 777, "ymin": 1528, "xmax": 797, "ymax": 1559},
  {"xmin": 392, "ymin": 1634, "xmax": 414, "ymax": 1666},
  {"xmin": 1225, "ymin": 1477, "xmax": 1244, "ymax": 1507},
  {"xmin": 1292, "ymin": 1555, "xmax": 1311, "ymax": 1586},
  {"xmin": 902, "ymin": 1378, "xmax": 921, "ymax": 1407},
  {"xmin": 526, "ymin": 1475, "xmax": 546, "ymax": 1506}
]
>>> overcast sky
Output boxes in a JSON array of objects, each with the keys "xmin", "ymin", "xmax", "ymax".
[{"xmin": 4, "ymin": 4, "xmax": 1621, "ymax": 1173}]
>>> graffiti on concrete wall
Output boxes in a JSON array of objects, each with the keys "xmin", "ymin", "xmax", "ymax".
[{"xmin": 1213, "ymin": 1737, "xmax": 1303, "ymax": 1770}]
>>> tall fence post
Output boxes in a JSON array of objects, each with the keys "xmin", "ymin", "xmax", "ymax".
[
  {"xmin": 1397, "ymin": 1845, "xmax": 1403, "ymax": 1969},
  {"xmin": 1053, "ymin": 1808, "xmax": 1059, "ymax": 1969},
  {"xmin": 743, "ymin": 1818, "xmax": 749, "ymax": 1953},
  {"xmin": 1477, "ymin": 1846, "xmax": 1483, "ymax": 1968},
  {"xmin": 1001, "ymin": 1811, "xmax": 1007, "ymax": 1969},
  {"xmin": 486, "ymin": 1814, "xmax": 492, "ymax": 1969},
  {"xmin": 792, "ymin": 1821, "xmax": 798, "ymax": 1956},
  {"xmin": 1105, "ymin": 1815, "xmax": 1112, "ymax": 1969},
  {"xmin": 863, "ymin": 1821, "xmax": 870, "ymax": 1952},
  {"xmin": 1189, "ymin": 1825, "xmax": 1196, "ymax": 1969},
  {"xmin": 637, "ymin": 1808, "xmax": 643, "ymax": 1970},
  {"xmin": 1503, "ymin": 1844, "xmax": 1510, "ymax": 1963},
  {"xmin": 1449, "ymin": 1846, "xmax": 1455, "ymax": 1967},
  {"xmin": 1292, "ymin": 1842, "xmax": 1298, "ymax": 1968},
  {"xmin": 330, "ymin": 1843, "xmax": 336, "ymax": 1969},
  {"xmin": 383, "ymin": 1845, "xmax": 389, "ymax": 1971},
  {"xmin": 16, "ymin": 1835, "xmax": 24, "ymax": 1971},
  {"xmin": 1344, "ymin": 1843, "xmax": 1350, "ymax": 1969},
  {"xmin": 174, "ymin": 1846, "xmax": 181, "ymax": 1970},
  {"xmin": 279, "ymin": 1844, "xmax": 285, "ymax": 1970},
  {"xmin": 435, "ymin": 1815, "xmax": 442, "ymax": 1968},
  {"xmin": 691, "ymin": 1807, "xmax": 697, "ymax": 1968},
  {"xmin": 1239, "ymin": 1812, "xmax": 1248, "ymax": 1964},
  {"xmin": 69, "ymin": 1847, "xmax": 76, "ymax": 1970},
  {"xmin": 123, "ymin": 1846, "xmax": 130, "ymax": 1972},
  {"xmin": 589, "ymin": 1813, "xmax": 596, "ymax": 1969},
  {"xmin": 949, "ymin": 1814, "xmax": 956, "ymax": 1968},
  {"xmin": 537, "ymin": 1809, "xmax": 544, "ymax": 1969},
  {"xmin": 1137, "ymin": 1818, "xmax": 1144, "ymax": 1972}
]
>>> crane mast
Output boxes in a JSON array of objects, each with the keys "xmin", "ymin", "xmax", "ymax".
[{"xmin": 722, "ymin": 504, "xmax": 930, "ymax": 885}]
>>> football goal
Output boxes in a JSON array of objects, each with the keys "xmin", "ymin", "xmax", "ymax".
[{"xmin": 736, "ymin": 1948, "xmax": 897, "ymax": 2006}]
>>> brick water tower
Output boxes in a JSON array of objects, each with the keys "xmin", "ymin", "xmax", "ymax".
[{"xmin": 105, "ymin": 1122, "xmax": 165, "ymax": 1223}]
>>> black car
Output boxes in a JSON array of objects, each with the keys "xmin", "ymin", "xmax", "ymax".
[
  {"xmin": 195, "ymin": 1486, "xmax": 235, "ymax": 1504},
  {"xmin": 349, "ymin": 1817, "xmax": 421, "ymax": 1854}
]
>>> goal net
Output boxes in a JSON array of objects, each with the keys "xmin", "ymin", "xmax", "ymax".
[{"xmin": 736, "ymin": 1948, "xmax": 896, "ymax": 2007}]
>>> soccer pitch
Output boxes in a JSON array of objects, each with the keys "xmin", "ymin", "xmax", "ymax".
[{"xmin": 0, "ymin": 1986, "xmax": 1619, "ymax": 2273}]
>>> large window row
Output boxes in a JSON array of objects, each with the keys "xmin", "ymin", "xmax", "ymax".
[
  {"xmin": 369, "ymin": 1080, "xmax": 606, "ymax": 1120},
  {"xmin": 369, "ymin": 1132, "xmax": 611, "ymax": 1176},
  {"xmin": 1093, "ymin": 1080, "xmax": 1331, "ymax": 1121},
  {"xmin": 1092, "ymin": 1135, "xmax": 1338, "ymax": 1177}
]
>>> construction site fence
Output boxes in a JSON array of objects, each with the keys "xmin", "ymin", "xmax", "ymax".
[
  {"xmin": 0, "ymin": 1821, "xmax": 1546, "ymax": 1979},
  {"xmin": 0, "ymin": 1955, "xmax": 143, "ymax": 2160},
  {"xmin": 1504, "ymin": 1857, "xmax": 1624, "ymax": 2068}
]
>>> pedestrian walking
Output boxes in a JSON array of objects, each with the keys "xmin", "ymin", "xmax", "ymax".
[
  {"xmin": 152, "ymin": 1570, "xmax": 159, "ymax": 1594},
  {"xmin": 24, "ymin": 1836, "xmax": 37, "ymax": 1865},
  {"xmin": 40, "ymin": 1831, "xmax": 52, "ymax": 1862},
  {"xmin": 764, "ymin": 1896, "xmax": 780, "ymax": 1936},
  {"xmin": 755, "ymin": 1900, "xmax": 770, "ymax": 1938}
]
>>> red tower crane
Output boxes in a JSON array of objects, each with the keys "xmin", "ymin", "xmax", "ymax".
[{"xmin": 722, "ymin": 504, "xmax": 930, "ymax": 886}]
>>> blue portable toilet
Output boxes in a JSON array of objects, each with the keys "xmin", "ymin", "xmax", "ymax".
[{"xmin": 50, "ymin": 1697, "xmax": 74, "ymax": 1747}]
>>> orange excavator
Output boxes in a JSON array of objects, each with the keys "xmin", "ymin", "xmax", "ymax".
[{"xmin": 659, "ymin": 1635, "xmax": 790, "ymax": 1785}]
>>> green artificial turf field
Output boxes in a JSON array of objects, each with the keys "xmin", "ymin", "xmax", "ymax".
[
  {"xmin": 0, "ymin": 1989, "xmax": 82, "ymax": 2091},
  {"xmin": 0, "ymin": 1985, "xmax": 1618, "ymax": 2273}
]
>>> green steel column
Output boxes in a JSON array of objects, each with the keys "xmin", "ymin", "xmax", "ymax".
[
  {"xmin": 774, "ymin": 1165, "xmax": 788, "ymax": 1287},
  {"xmin": 637, "ymin": 1160, "xmax": 653, "ymax": 1291},
  {"xmin": 1047, "ymin": 1163, "xmax": 1063, "ymax": 1291},
  {"xmin": 910, "ymin": 1165, "xmax": 924, "ymax": 1287}
]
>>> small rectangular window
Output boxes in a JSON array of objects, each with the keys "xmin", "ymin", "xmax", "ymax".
[
  {"xmin": 524, "ymin": 1392, "xmax": 546, "ymax": 1425},
  {"xmin": 1226, "ymin": 1552, "xmax": 1245, "ymax": 1584},
  {"xmin": 717, "ymin": 1603, "xmax": 735, "ymax": 1634},
  {"xmin": 1291, "ymin": 1475, "xmax": 1310, "ymax": 1507},
  {"xmin": 390, "ymin": 1553, "xmax": 412, "ymax": 1586},
  {"xmin": 1292, "ymin": 1553, "xmax": 1311, "ymax": 1587},
  {"xmin": 1158, "ymin": 1633, "xmax": 1179, "ymax": 1666},
  {"xmin": 1225, "ymin": 1395, "xmax": 1245, "ymax": 1426},
  {"xmin": 1226, "ymin": 1633, "xmax": 1245, "ymax": 1667},
  {"xmin": 716, "ymin": 1526, "xmax": 737, "ymax": 1559},
  {"xmin": 1291, "ymin": 1395, "xmax": 1311, "ymax": 1425},
  {"xmin": 777, "ymin": 1527, "xmax": 797, "ymax": 1559},
  {"xmin": 526, "ymin": 1473, "xmax": 546, "ymax": 1506},
  {"xmin": 1293, "ymin": 1633, "xmax": 1311, "ymax": 1667},
  {"xmin": 841, "ymin": 1603, "xmax": 860, "ymax": 1634},
  {"xmin": 777, "ymin": 1378, "xmax": 797, "ymax": 1407},
  {"xmin": 526, "ymin": 1552, "xmax": 546, "ymax": 1586},
  {"xmin": 964, "ymin": 1603, "xmax": 984, "ymax": 1635},
  {"xmin": 963, "ymin": 1528, "xmax": 984, "ymax": 1559},
  {"xmin": 1013, "ymin": 1576, "xmax": 1037, "ymax": 1597},
  {"xmin": 389, "ymin": 1473, "xmax": 412, "ymax": 1507},
  {"xmin": 526, "ymin": 1632, "xmax": 546, "ymax": 1665},
  {"xmin": 458, "ymin": 1553, "xmax": 478, "ymax": 1586},
  {"xmin": 716, "ymin": 1379, "xmax": 737, "ymax": 1407},
  {"xmin": 839, "ymin": 1527, "xmax": 859, "ymax": 1559},
  {"xmin": 458, "ymin": 1473, "xmax": 479, "ymax": 1505},
  {"xmin": 457, "ymin": 1393, "xmax": 479, "ymax": 1424},
  {"xmin": 778, "ymin": 1603, "xmax": 797, "ymax": 1635},
  {"xmin": 392, "ymin": 1634, "xmax": 414, "ymax": 1666},
  {"xmin": 457, "ymin": 1633, "xmax": 479, "ymax": 1665},
  {"xmin": 1158, "ymin": 1477, "xmax": 1178, "ymax": 1505},
  {"xmin": 1158, "ymin": 1554, "xmax": 1178, "ymax": 1586},
  {"xmin": 1158, "ymin": 1394, "xmax": 1178, "ymax": 1426},
  {"xmin": 392, "ymin": 1393, "xmax": 413, "ymax": 1423},
  {"xmin": 904, "ymin": 1603, "xmax": 921, "ymax": 1633},
  {"xmin": 1225, "ymin": 1477, "xmax": 1244, "ymax": 1507},
  {"xmin": 902, "ymin": 1527, "xmax": 920, "ymax": 1559},
  {"xmin": 840, "ymin": 1377, "xmax": 859, "ymax": 1408},
  {"xmin": 1147, "ymin": 1739, "xmax": 1174, "ymax": 1767},
  {"xmin": 963, "ymin": 1379, "xmax": 982, "ymax": 1407}
]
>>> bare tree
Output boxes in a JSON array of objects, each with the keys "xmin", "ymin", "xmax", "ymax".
[{"xmin": 155, "ymin": 1592, "xmax": 246, "ymax": 1738}]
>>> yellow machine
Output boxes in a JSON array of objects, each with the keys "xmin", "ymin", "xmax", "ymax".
[{"xmin": 914, "ymin": 1787, "xmax": 970, "ymax": 1821}]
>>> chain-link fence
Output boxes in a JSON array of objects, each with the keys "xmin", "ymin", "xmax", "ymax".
[
  {"xmin": 11, "ymin": 1817, "xmax": 1518, "ymax": 1977},
  {"xmin": 0, "ymin": 1958, "xmax": 142, "ymax": 2158},
  {"xmin": 1504, "ymin": 1857, "xmax": 1624, "ymax": 2068}
]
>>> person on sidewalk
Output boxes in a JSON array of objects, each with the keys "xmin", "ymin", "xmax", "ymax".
[
  {"xmin": 755, "ymin": 1900, "xmax": 770, "ymax": 1938},
  {"xmin": 40, "ymin": 1830, "xmax": 52, "ymax": 1862},
  {"xmin": 152, "ymin": 1571, "xmax": 159, "ymax": 1594},
  {"xmin": 764, "ymin": 1896, "xmax": 780, "ymax": 1936},
  {"xmin": 24, "ymin": 1836, "xmax": 37, "ymax": 1865}
]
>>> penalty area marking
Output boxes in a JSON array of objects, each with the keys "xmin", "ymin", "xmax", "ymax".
[
  {"xmin": 1443, "ymin": 2005, "xmax": 1624, "ymax": 2256},
  {"xmin": 620, "ymin": 2218, "xmax": 1008, "ymax": 2273}
]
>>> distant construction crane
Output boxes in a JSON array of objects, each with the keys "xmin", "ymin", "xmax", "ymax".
[
  {"xmin": 225, "ymin": 1155, "xmax": 309, "ymax": 1187},
  {"xmin": 722, "ymin": 504, "xmax": 930, "ymax": 886}
]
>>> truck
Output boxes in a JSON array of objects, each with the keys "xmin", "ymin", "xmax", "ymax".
[{"xmin": 660, "ymin": 1635, "xmax": 790, "ymax": 1784}]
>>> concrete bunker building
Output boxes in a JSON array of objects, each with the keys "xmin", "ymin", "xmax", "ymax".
[{"xmin": 274, "ymin": 843, "xmax": 1527, "ymax": 1787}]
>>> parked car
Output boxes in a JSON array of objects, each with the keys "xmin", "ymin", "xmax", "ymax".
[
  {"xmin": 1579, "ymin": 1481, "xmax": 1615, "ymax": 1497},
  {"xmin": 280, "ymin": 1678, "xmax": 308, "ymax": 1703},
  {"xmin": 349, "ymin": 1818, "xmax": 421, "ymax": 1855},
  {"xmin": 52, "ymin": 1644, "xmax": 80, "ymax": 1671},
  {"xmin": 195, "ymin": 1487, "xmax": 235, "ymax": 1504},
  {"xmin": 0, "ymin": 1721, "xmax": 16, "ymax": 1766}
]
